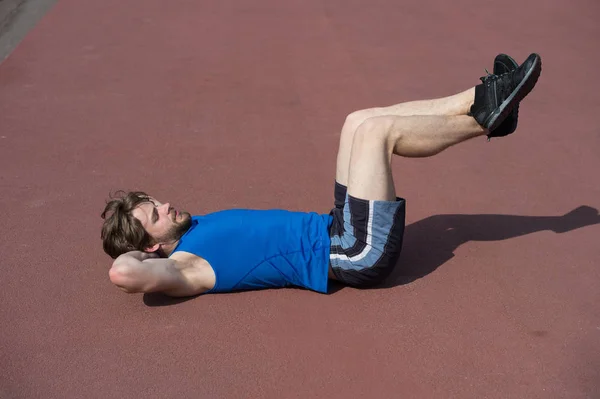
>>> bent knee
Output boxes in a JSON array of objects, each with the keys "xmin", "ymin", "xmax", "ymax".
[
  {"xmin": 344, "ymin": 108, "xmax": 384, "ymax": 131},
  {"xmin": 344, "ymin": 109, "xmax": 369, "ymax": 128},
  {"xmin": 353, "ymin": 116, "xmax": 397, "ymax": 146},
  {"xmin": 357, "ymin": 115, "xmax": 396, "ymax": 131}
]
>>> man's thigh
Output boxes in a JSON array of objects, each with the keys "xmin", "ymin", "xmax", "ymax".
[{"xmin": 346, "ymin": 116, "xmax": 398, "ymax": 202}]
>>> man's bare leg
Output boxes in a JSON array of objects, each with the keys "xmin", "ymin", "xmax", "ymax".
[
  {"xmin": 347, "ymin": 114, "xmax": 486, "ymax": 201},
  {"xmin": 336, "ymin": 88, "xmax": 475, "ymax": 186}
]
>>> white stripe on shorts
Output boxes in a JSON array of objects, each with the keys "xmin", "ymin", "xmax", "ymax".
[{"xmin": 329, "ymin": 199, "xmax": 374, "ymax": 262}]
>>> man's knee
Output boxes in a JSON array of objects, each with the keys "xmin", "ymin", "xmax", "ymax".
[
  {"xmin": 344, "ymin": 108, "xmax": 383, "ymax": 133},
  {"xmin": 353, "ymin": 116, "xmax": 396, "ymax": 146},
  {"xmin": 342, "ymin": 111, "xmax": 366, "ymax": 137}
]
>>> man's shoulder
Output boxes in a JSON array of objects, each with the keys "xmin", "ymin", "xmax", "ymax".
[
  {"xmin": 169, "ymin": 250, "xmax": 202, "ymax": 264},
  {"xmin": 169, "ymin": 250, "xmax": 213, "ymax": 272},
  {"xmin": 166, "ymin": 250, "xmax": 216, "ymax": 294}
]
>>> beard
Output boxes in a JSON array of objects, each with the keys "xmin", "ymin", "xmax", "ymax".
[{"xmin": 157, "ymin": 211, "xmax": 193, "ymax": 245}]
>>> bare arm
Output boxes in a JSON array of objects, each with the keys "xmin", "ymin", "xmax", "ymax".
[{"xmin": 109, "ymin": 251, "xmax": 210, "ymax": 296}]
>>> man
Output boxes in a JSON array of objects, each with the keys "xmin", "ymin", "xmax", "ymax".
[{"xmin": 101, "ymin": 53, "xmax": 542, "ymax": 297}]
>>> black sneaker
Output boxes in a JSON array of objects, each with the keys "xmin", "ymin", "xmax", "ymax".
[
  {"xmin": 489, "ymin": 54, "xmax": 519, "ymax": 138},
  {"xmin": 469, "ymin": 53, "xmax": 542, "ymax": 131}
]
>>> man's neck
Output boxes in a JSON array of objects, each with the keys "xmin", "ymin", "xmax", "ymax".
[{"xmin": 159, "ymin": 240, "xmax": 180, "ymax": 258}]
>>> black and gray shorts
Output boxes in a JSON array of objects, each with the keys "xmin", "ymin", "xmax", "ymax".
[{"xmin": 329, "ymin": 182, "xmax": 406, "ymax": 287}]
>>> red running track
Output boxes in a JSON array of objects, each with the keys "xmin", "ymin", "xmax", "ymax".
[{"xmin": 1, "ymin": 0, "xmax": 599, "ymax": 397}]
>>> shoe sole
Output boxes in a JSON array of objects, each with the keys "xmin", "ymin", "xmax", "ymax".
[
  {"xmin": 486, "ymin": 54, "xmax": 541, "ymax": 131},
  {"xmin": 492, "ymin": 54, "xmax": 519, "ymax": 136}
]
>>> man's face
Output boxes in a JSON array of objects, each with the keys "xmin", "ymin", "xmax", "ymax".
[{"xmin": 131, "ymin": 198, "xmax": 192, "ymax": 250}]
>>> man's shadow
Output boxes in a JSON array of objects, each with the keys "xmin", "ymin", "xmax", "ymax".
[{"xmin": 371, "ymin": 205, "xmax": 600, "ymax": 289}]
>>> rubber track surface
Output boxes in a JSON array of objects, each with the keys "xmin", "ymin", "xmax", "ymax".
[{"xmin": 1, "ymin": 0, "xmax": 599, "ymax": 397}]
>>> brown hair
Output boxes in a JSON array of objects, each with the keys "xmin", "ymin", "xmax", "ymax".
[{"xmin": 100, "ymin": 191, "xmax": 155, "ymax": 259}]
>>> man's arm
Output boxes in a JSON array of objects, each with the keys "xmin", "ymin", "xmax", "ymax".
[{"xmin": 109, "ymin": 251, "xmax": 210, "ymax": 296}]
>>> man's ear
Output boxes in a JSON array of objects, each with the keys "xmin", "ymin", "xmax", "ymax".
[{"xmin": 145, "ymin": 243, "xmax": 160, "ymax": 253}]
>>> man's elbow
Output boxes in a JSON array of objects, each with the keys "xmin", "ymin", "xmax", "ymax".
[{"xmin": 109, "ymin": 263, "xmax": 141, "ymax": 293}]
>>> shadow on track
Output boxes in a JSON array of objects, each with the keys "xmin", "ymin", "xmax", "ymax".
[
  {"xmin": 143, "ymin": 292, "xmax": 199, "ymax": 307},
  {"xmin": 375, "ymin": 205, "xmax": 600, "ymax": 289}
]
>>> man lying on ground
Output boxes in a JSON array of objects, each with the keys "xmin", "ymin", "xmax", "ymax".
[{"xmin": 101, "ymin": 53, "xmax": 542, "ymax": 297}]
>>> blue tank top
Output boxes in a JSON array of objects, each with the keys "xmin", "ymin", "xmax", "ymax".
[{"xmin": 172, "ymin": 209, "xmax": 333, "ymax": 294}]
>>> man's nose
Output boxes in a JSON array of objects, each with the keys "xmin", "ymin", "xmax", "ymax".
[{"xmin": 162, "ymin": 203, "xmax": 171, "ymax": 213}]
